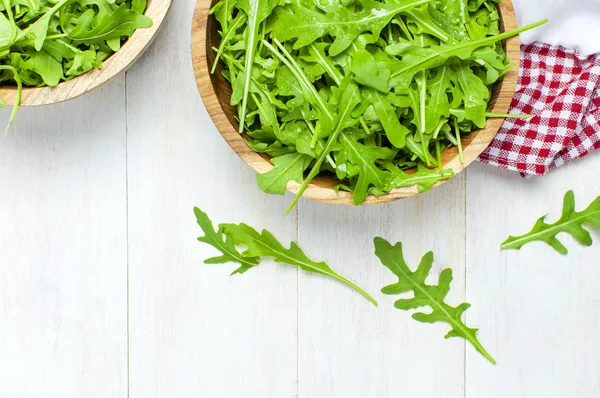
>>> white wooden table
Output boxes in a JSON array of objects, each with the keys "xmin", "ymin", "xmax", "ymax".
[{"xmin": 1, "ymin": 2, "xmax": 600, "ymax": 397}]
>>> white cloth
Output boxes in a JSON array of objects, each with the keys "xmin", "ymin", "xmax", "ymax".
[{"xmin": 514, "ymin": 0, "xmax": 600, "ymax": 55}]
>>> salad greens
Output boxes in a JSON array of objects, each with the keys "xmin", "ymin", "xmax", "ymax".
[
  {"xmin": 0, "ymin": 0, "xmax": 152, "ymax": 130},
  {"xmin": 194, "ymin": 207, "xmax": 378, "ymax": 306},
  {"xmin": 210, "ymin": 0, "xmax": 546, "ymax": 211},
  {"xmin": 375, "ymin": 237, "xmax": 495, "ymax": 364},
  {"xmin": 502, "ymin": 190, "xmax": 600, "ymax": 255}
]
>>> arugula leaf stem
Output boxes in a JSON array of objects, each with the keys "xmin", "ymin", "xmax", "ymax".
[
  {"xmin": 270, "ymin": 39, "xmax": 333, "ymax": 121},
  {"xmin": 307, "ymin": 43, "xmax": 372, "ymax": 140},
  {"xmin": 253, "ymin": 233, "xmax": 377, "ymax": 305},
  {"xmin": 238, "ymin": 0, "xmax": 269, "ymax": 135},
  {"xmin": 211, "ymin": 13, "xmax": 247, "ymax": 74},
  {"xmin": 432, "ymin": 119, "xmax": 446, "ymax": 139},
  {"xmin": 389, "ymin": 19, "xmax": 549, "ymax": 79},
  {"xmin": 485, "ymin": 112, "xmax": 532, "ymax": 119},
  {"xmin": 309, "ymin": 43, "xmax": 341, "ymax": 86},
  {"xmin": 0, "ymin": 66, "xmax": 21, "ymax": 134},
  {"xmin": 417, "ymin": 70, "xmax": 429, "ymax": 165},
  {"xmin": 454, "ymin": 122, "xmax": 464, "ymax": 164},
  {"xmin": 303, "ymin": 117, "xmax": 337, "ymax": 169},
  {"xmin": 263, "ymin": 39, "xmax": 334, "ymax": 146},
  {"xmin": 3, "ymin": 0, "xmax": 16, "ymax": 42}
]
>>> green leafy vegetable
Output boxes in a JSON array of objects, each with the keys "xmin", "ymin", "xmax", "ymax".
[
  {"xmin": 194, "ymin": 207, "xmax": 378, "ymax": 306},
  {"xmin": 0, "ymin": 0, "xmax": 152, "ymax": 129},
  {"xmin": 194, "ymin": 207, "xmax": 259, "ymax": 275},
  {"xmin": 257, "ymin": 152, "xmax": 312, "ymax": 195},
  {"xmin": 501, "ymin": 190, "xmax": 600, "ymax": 255},
  {"xmin": 375, "ymin": 237, "xmax": 495, "ymax": 364},
  {"xmin": 210, "ymin": 0, "xmax": 546, "ymax": 210}
]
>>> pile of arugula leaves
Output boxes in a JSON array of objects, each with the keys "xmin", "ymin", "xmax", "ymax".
[
  {"xmin": 0, "ymin": 0, "xmax": 152, "ymax": 130},
  {"xmin": 210, "ymin": 0, "xmax": 545, "ymax": 212}
]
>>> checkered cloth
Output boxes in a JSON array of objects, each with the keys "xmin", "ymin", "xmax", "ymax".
[{"xmin": 479, "ymin": 42, "xmax": 600, "ymax": 176}]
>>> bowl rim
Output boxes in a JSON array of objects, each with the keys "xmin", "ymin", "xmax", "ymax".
[
  {"xmin": 0, "ymin": 0, "xmax": 173, "ymax": 107},
  {"xmin": 191, "ymin": 0, "xmax": 520, "ymax": 206}
]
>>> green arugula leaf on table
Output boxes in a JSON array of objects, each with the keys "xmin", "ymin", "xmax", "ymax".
[
  {"xmin": 194, "ymin": 207, "xmax": 260, "ymax": 275},
  {"xmin": 375, "ymin": 237, "xmax": 495, "ymax": 364},
  {"xmin": 221, "ymin": 222, "xmax": 377, "ymax": 306},
  {"xmin": 501, "ymin": 191, "xmax": 600, "ymax": 255},
  {"xmin": 194, "ymin": 207, "xmax": 377, "ymax": 306}
]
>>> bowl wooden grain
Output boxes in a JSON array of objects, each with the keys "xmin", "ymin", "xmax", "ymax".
[
  {"xmin": 192, "ymin": 0, "xmax": 520, "ymax": 205},
  {"xmin": 0, "ymin": 0, "xmax": 172, "ymax": 106}
]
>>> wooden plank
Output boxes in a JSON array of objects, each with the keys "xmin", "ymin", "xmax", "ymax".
[
  {"xmin": 466, "ymin": 157, "xmax": 600, "ymax": 397},
  {"xmin": 125, "ymin": 2, "xmax": 298, "ymax": 397},
  {"xmin": 297, "ymin": 173, "xmax": 467, "ymax": 398},
  {"xmin": 0, "ymin": 80, "xmax": 128, "ymax": 398}
]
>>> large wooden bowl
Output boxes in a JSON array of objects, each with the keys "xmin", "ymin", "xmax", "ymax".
[
  {"xmin": 192, "ymin": 0, "xmax": 519, "ymax": 205},
  {"xmin": 0, "ymin": 0, "xmax": 172, "ymax": 106}
]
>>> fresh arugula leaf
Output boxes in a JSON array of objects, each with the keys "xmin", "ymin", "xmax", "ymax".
[
  {"xmin": 221, "ymin": 222, "xmax": 378, "ymax": 306},
  {"xmin": 339, "ymin": 133, "xmax": 394, "ymax": 205},
  {"xmin": 375, "ymin": 237, "xmax": 495, "ymax": 364},
  {"xmin": 68, "ymin": 4, "xmax": 152, "ymax": 45},
  {"xmin": 501, "ymin": 191, "xmax": 600, "ymax": 255},
  {"xmin": 388, "ymin": 163, "xmax": 454, "ymax": 192},
  {"xmin": 272, "ymin": 0, "xmax": 432, "ymax": 56},
  {"xmin": 455, "ymin": 61, "xmax": 489, "ymax": 128},
  {"xmin": 194, "ymin": 207, "xmax": 260, "ymax": 275},
  {"xmin": 366, "ymin": 89, "xmax": 409, "ymax": 149},
  {"xmin": 352, "ymin": 48, "xmax": 390, "ymax": 93},
  {"xmin": 257, "ymin": 152, "xmax": 313, "ymax": 195}
]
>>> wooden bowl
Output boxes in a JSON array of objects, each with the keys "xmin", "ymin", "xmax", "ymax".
[
  {"xmin": 0, "ymin": 0, "xmax": 172, "ymax": 106},
  {"xmin": 192, "ymin": 0, "xmax": 520, "ymax": 205}
]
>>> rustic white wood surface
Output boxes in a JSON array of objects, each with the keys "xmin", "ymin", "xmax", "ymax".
[{"xmin": 1, "ymin": 0, "xmax": 600, "ymax": 397}]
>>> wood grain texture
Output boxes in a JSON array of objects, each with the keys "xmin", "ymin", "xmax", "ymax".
[
  {"xmin": 191, "ymin": 0, "xmax": 520, "ymax": 205},
  {"xmin": 465, "ymin": 158, "xmax": 600, "ymax": 398},
  {"xmin": 0, "ymin": 0, "xmax": 172, "ymax": 107},
  {"xmin": 126, "ymin": 3, "xmax": 297, "ymax": 397},
  {"xmin": 0, "ymin": 79, "xmax": 128, "ymax": 398}
]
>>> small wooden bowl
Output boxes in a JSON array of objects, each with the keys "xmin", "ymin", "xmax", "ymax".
[
  {"xmin": 192, "ymin": 0, "xmax": 520, "ymax": 205},
  {"xmin": 0, "ymin": 0, "xmax": 172, "ymax": 106}
]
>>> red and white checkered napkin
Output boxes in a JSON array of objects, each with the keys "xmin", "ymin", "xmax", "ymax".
[{"xmin": 479, "ymin": 42, "xmax": 600, "ymax": 176}]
